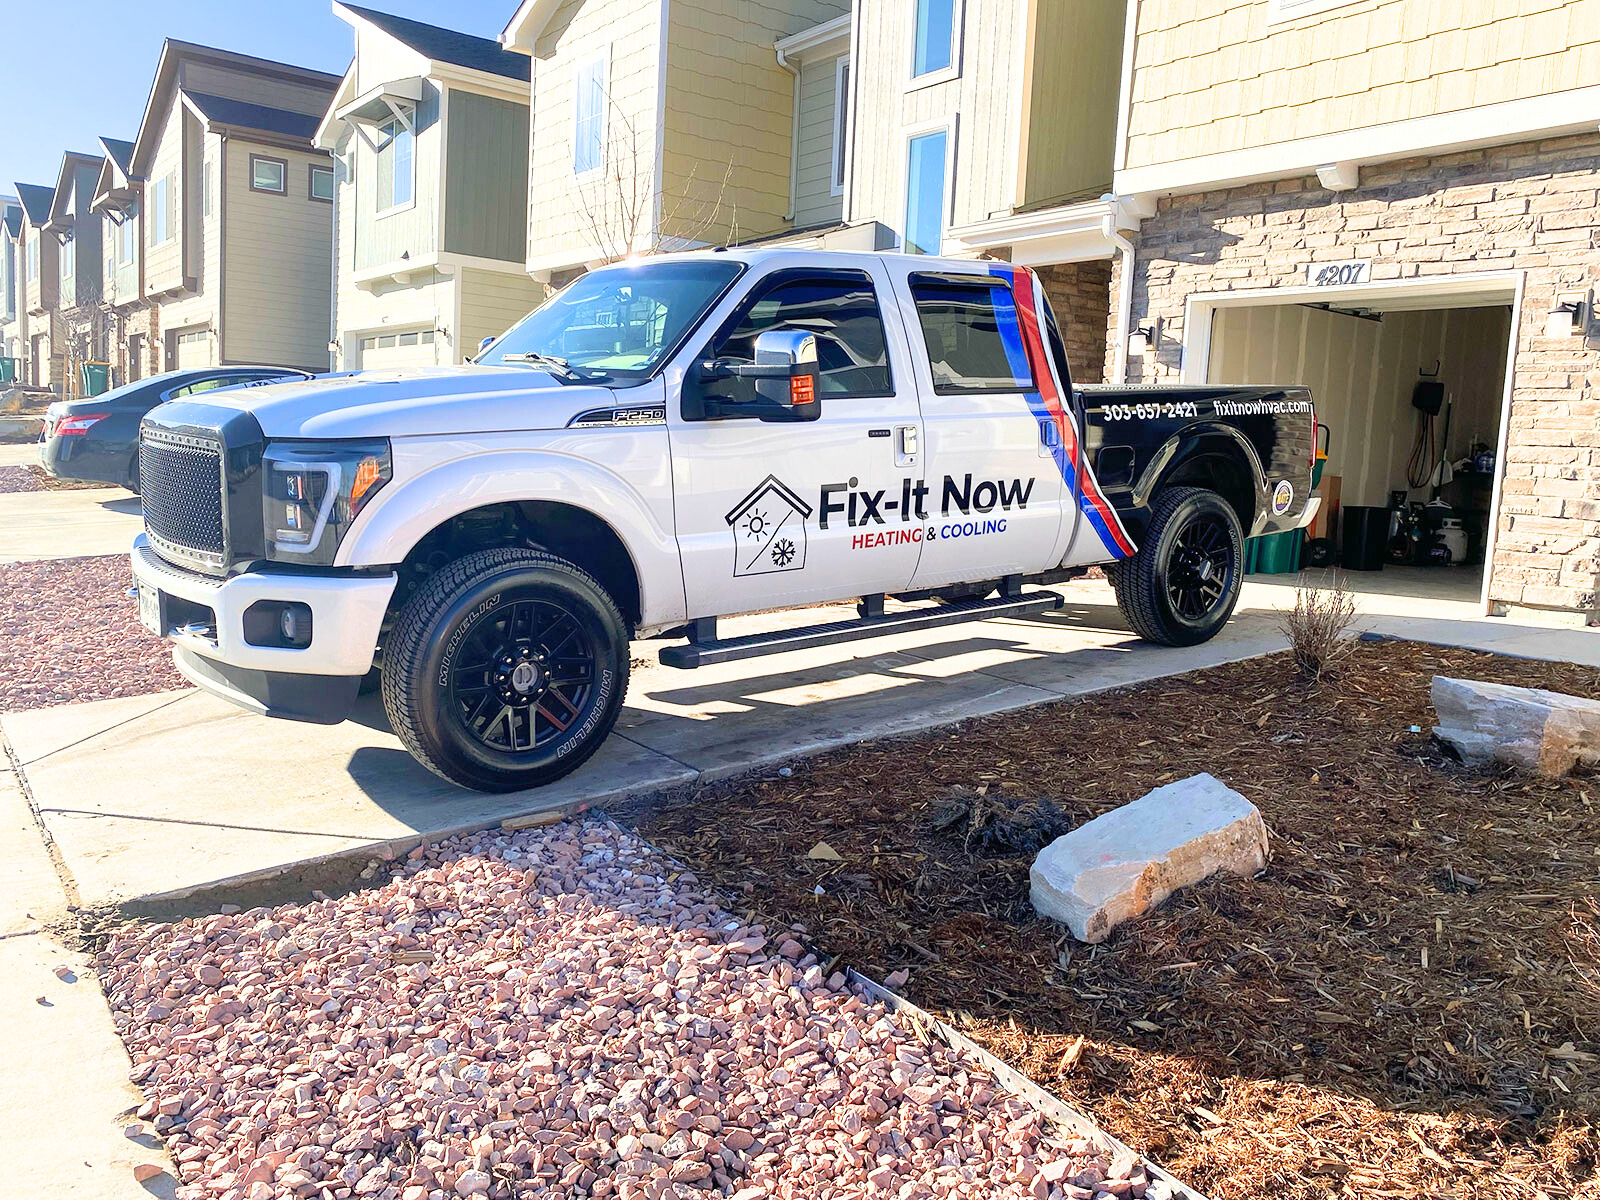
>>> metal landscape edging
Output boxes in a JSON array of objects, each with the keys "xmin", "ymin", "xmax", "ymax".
[{"xmin": 847, "ymin": 968, "xmax": 1209, "ymax": 1200}]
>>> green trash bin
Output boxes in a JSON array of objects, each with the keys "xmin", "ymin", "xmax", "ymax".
[
  {"xmin": 0, "ymin": 357, "xmax": 16, "ymax": 385},
  {"xmin": 80, "ymin": 362, "xmax": 112, "ymax": 397},
  {"xmin": 1246, "ymin": 528, "xmax": 1305, "ymax": 574}
]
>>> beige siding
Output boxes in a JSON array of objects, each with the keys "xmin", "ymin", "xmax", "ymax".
[
  {"xmin": 143, "ymin": 97, "xmax": 190, "ymax": 295},
  {"xmin": 660, "ymin": 0, "xmax": 845, "ymax": 247},
  {"xmin": 456, "ymin": 266, "xmax": 544, "ymax": 356},
  {"xmin": 793, "ymin": 53, "xmax": 845, "ymax": 229},
  {"xmin": 222, "ymin": 139, "xmax": 333, "ymax": 369},
  {"xmin": 23, "ymin": 220, "xmax": 57, "ymax": 314},
  {"xmin": 1018, "ymin": 0, "xmax": 1123, "ymax": 209},
  {"xmin": 850, "ymin": 0, "xmax": 1029, "ymax": 248},
  {"xmin": 351, "ymin": 24, "xmax": 429, "ymax": 94},
  {"xmin": 1125, "ymin": 0, "xmax": 1600, "ymax": 171},
  {"xmin": 179, "ymin": 59, "xmax": 336, "ymax": 118},
  {"xmin": 525, "ymin": 0, "xmax": 666, "ymax": 264}
]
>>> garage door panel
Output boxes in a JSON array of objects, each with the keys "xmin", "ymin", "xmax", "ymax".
[{"xmin": 358, "ymin": 329, "xmax": 439, "ymax": 370}]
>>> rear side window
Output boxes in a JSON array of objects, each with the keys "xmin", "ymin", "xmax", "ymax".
[
  {"xmin": 909, "ymin": 275, "xmax": 1033, "ymax": 394},
  {"xmin": 707, "ymin": 272, "xmax": 892, "ymax": 398}
]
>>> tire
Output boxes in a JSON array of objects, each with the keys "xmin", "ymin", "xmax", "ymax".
[
  {"xmin": 1110, "ymin": 486, "xmax": 1244, "ymax": 647},
  {"xmin": 381, "ymin": 548, "xmax": 630, "ymax": 792}
]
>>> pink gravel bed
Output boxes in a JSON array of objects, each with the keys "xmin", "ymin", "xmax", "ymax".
[
  {"xmin": 0, "ymin": 554, "xmax": 186, "ymax": 712},
  {"xmin": 0, "ymin": 463, "xmax": 44, "ymax": 493},
  {"xmin": 100, "ymin": 821, "xmax": 1159, "ymax": 1200}
]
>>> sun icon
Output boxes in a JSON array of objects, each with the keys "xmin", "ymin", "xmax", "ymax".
[{"xmin": 742, "ymin": 509, "xmax": 771, "ymax": 540}]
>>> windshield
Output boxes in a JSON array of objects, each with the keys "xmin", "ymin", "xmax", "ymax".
[{"xmin": 476, "ymin": 259, "xmax": 743, "ymax": 384}]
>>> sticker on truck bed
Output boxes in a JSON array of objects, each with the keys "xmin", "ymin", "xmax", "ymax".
[{"xmin": 987, "ymin": 265, "xmax": 1136, "ymax": 562}]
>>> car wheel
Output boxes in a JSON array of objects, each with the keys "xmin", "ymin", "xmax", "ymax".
[
  {"xmin": 381, "ymin": 548, "xmax": 630, "ymax": 792},
  {"xmin": 1110, "ymin": 486, "xmax": 1244, "ymax": 647},
  {"xmin": 126, "ymin": 454, "xmax": 141, "ymax": 495}
]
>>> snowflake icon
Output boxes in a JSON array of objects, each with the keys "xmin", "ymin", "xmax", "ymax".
[{"xmin": 769, "ymin": 537, "xmax": 796, "ymax": 567}]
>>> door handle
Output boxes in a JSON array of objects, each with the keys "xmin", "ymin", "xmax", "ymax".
[
  {"xmin": 895, "ymin": 423, "xmax": 919, "ymax": 467},
  {"xmin": 1039, "ymin": 417, "xmax": 1060, "ymax": 448}
]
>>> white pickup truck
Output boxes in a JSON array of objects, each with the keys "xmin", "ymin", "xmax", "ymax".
[{"xmin": 131, "ymin": 249, "xmax": 1317, "ymax": 792}]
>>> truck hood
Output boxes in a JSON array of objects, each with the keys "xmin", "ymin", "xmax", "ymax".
[{"xmin": 185, "ymin": 366, "xmax": 620, "ymax": 439}]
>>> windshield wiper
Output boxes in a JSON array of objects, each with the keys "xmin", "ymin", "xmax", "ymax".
[{"xmin": 498, "ymin": 352, "xmax": 579, "ymax": 380}]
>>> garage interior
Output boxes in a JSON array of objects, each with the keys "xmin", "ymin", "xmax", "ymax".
[{"xmin": 1206, "ymin": 295, "xmax": 1513, "ymax": 603}]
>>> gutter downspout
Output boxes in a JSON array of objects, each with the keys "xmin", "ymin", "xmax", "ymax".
[
  {"xmin": 1103, "ymin": 212, "xmax": 1135, "ymax": 385},
  {"xmin": 775, "ymin": 44, "xmax": 800, "ymax": 223}
]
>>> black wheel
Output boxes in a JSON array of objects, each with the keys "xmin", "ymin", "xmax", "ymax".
[
  {"xmin": 126, "ymin": 453, "xmax": 141, "ymax": 495},
  {"xmin": 381, "ymin": 548, "xmax": 630, "ymax": 792},
  {"xmin": 1110, "ymin": 487, "xmax": 1244, "ymax": 646}
]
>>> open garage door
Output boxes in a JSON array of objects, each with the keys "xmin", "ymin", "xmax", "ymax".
[
  {"xmin": 1203, "ymin": 287, "xmax": 1514, "ymax": 605},
  {"xmin": 357, "ymin": 328, "xmax": 439, "ymax": 370}
]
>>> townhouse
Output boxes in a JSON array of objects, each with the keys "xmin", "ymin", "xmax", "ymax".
[
  {"xmin": 1, "ymin": 195, "xmax": 21, "ymax": 382},
  {"xmin": 115, "ymin": 40, "xmax": 340, "ymax": 376},
  {"xmin": 500, "ymin": 0, "xmax": 852, "ymax": 282},
  {"xmin": 13, "ymin": 182, "xmax": 60, "ymax": 391},
  {"xmin": 90, "ymin": 137, "xmax": 153, "ymax": 383},
  {"xmin": 1108, "ymin": 0, "xmax": 1600, "ymax": 623},
  {"xmin": 45, "ymin": 149, "xmax": 108, "ymax": 394},
  {"xmin": 844, "ymin": 0, "xmax": 1132, "ymax": 384},
  {"xmin": 317, "ymin": 4, "xmax": 544, "ymax": 370}
]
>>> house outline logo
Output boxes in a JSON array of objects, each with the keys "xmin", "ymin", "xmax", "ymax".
[{"xmin": 725, "ymin": 474, "xmax": 812, "ymax": 577}]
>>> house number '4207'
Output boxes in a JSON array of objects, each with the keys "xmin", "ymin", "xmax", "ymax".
[{"xmin": 1307, "ymin": 259, "xmax": 1371, "ymax": 287}]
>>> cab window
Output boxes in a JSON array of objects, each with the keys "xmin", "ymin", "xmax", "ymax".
[
  {"xmin": 705, "ymin": 271, "xmax": 892, "ymax": 401},
  {"xmin": 909, "ymin": 274, "xmax": 1033, "ymax": 394}
]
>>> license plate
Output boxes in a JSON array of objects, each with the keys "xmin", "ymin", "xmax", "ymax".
[{"xmin": 137, "ymin": 584, "xmax": 164, "ymax": 636}]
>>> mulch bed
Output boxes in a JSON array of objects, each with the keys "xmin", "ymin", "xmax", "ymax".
[
  {"xmin": 27, "ymin": 463, "xmax": 120, "ymax": 491},
  {"xmin": 0, "ymin": 464, "xmax": 43, "ymax": 493},
  {"xmin": 618, "ymin": 640, "xmax": 1600, "ymax": 1199},
  {"xmin": 0, "ymin": 555, "xmax": 186, "ymax": 713}
]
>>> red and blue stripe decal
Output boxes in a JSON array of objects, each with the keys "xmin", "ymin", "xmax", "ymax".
[{"xmin": 987, "ymin": 264, "xmax": 1136, "ymax": 560}]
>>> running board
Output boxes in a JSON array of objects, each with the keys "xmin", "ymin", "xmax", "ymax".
[{"xmin": 658, "ymin": 590, "xmax": 1064, "ymax": 669}]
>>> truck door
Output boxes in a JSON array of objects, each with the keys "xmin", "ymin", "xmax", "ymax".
[
  {"xmin": 668, "ymin": 264, "xmax": 926, "ymax": 618},
  {"xmin": 882, "ymin": 263, "xmax": 1066, "ymax": 589}
]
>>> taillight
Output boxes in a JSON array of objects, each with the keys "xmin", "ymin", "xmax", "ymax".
[{"xmin": 55, "ymin": 414, "xmax": 109, "ymax": 436}]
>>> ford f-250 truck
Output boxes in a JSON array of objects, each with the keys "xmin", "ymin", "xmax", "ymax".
[{"xmin": 130, "ymin": 249, "xmax": 1317, "ymax": 792}]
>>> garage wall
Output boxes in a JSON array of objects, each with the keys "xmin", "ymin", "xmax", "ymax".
[{"xmin": 1208, "ymin": 303, "xmax": 1511, "ymax": 508}]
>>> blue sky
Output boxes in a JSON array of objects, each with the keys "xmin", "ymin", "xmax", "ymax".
[{"xmin": 5, "ymin": 0, "xmax": 516, "ymax": 192}]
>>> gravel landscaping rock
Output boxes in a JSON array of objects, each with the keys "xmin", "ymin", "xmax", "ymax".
[
  {"xmin": 99, "ymin": 821, "xmax": 1123, "ymax": 1200},
  {"xmin": 0, "ymin": 555, "xmax": 186, "ymax": 712},
  {"xmin": 0, "ymin": 463, "xmax": 44, "ymax": 493}
]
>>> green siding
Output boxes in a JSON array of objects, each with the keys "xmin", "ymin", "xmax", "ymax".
[
  {"xmin": 441, "ymin": 91, "xmax": 529, "ymax": 264},
  {"xmin": 1021, "ymin": 0, "xmax": 1125, "ymax": 210},
  {"xmin": 353, "ymin": 89, "xmax": 440, "ymax": 271}
]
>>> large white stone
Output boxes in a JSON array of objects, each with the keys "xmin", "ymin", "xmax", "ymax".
[
  {"xmin": 1432, "ymin": 675, "xmax": 1600, "ymax": 778},
  {"xmin": 1030, "ymin": 773, "xmax": 1268, "ymax": 943}
]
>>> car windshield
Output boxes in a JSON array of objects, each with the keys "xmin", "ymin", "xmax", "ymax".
[{"xmin": 476, "ymin": 259, "xmax": 743, "ymax": 384}]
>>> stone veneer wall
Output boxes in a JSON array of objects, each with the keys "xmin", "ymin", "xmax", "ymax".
[
  {"xmin": 1036, "ymin": 260, "xmax": 1112, "ymax": 385},
  {"xmin": 1109, "ymin": 132, "xmax": 1600, "ymax": 618}
]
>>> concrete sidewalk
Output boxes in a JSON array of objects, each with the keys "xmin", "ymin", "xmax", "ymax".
[
  {"xmin": 0, "ymin": 485, "xmax": 143, "ymax": 562},
  {"xmin": 3, "ymin": 574, "xmax": 1592, "ymax": 911}
]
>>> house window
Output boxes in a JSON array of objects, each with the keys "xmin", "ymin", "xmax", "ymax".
[
  {"xmin": 377, "ymin": 118, "xmax": 415, "ymax": 211},
  {"xmin": 28, "ymin": 235, "xmax": 38, "ymax": 281},
  {"xmin": 574, "ymin": 56, "xmax": 607, "ymax": 174},
  {"xmin": 831, "ymin": 58, "xmax": 851, "ymax": 196},
  {"xmin": 250, "ymin": 155, "xmax": 287, "ymax": 195},
  {"xmin": 908, "ymin": 275, "xmax": 1035, "ymax": 395},
  {"xmin": 150, "ymin": 175, "xmax": 171, "ymax": 245},
  {"xmin": 309, "ymin": 164, "xmax": 334, "ymax": 202},
  {"xmin": 203, "ymin": 160, "xmax": 213, "ymax": 216},
  {"xmin": 903, "ymin": 126, "xmax": 950, "ymax": 255},
  {"xmin": 912, "ymin": 0, "xmax": 958, "ymax": 79},
  {"xmin": 118, "ymin": 206, "xmax": 136, "ymax": 265},
  {"xmin": 60, "ymin": 236, "xmax": 74, "ymax": 280}
]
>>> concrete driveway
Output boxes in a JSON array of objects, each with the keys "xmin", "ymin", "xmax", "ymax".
[
  {"xmin": 0, "ymin": 443, "xmax": 143, "ymax": 562},
  {"xmin": 5, "ymin": 571, "xmax": 1593, "ymax": 912}
]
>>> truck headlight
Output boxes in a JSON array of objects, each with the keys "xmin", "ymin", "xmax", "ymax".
[{"xmin": 262, "ymin": 439, "xmax": 391, "ymax": 565}]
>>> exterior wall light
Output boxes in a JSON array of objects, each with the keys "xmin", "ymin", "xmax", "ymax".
[
  {"xmin": 1128, "ymin": 319, "xmax": 1160, "ymax": 356},
  {"xmin": 1544, "ymin": 298, "xmax": 1586, "ymax": 338}
]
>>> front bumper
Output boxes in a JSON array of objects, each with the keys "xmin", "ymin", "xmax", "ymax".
[{"xmin": 130, "ymin": 534, "xmax": 397, "ymax": 720}]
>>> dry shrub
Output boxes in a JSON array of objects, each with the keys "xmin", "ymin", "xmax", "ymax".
[{"xmin": 1277, "ymin": 570, "xmax": 1359, "ymax": 680}]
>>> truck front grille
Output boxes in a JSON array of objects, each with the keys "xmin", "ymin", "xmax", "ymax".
[{"xmin": 140, "ymin": 428, "xmax": 227, "ymax": 573}]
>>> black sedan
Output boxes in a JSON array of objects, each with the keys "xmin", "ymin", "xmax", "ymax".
[{"xmin": 39, "ymin": 366, "xmax": 313, "ymax": 492}]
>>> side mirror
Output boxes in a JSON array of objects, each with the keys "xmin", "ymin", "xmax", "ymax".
[
  {"xmin": 684, "ymin": 328, "xmax": 822, "ymax": 423},
  {"xmin": 478, "ymin": 336, "xmax": 497, "ymax": 355}
]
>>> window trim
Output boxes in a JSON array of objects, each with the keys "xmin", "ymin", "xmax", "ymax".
[
  {"xmin": 149, "ymin": 175, "xmax": 173, "ymax": 247},
  {"xmin": 908, "ymin": 271, "xmax": 1037, "ymax": 397},
  {"xmin": 572, "ymin": 51, "xmax": 609, "ymax": 178},
  {"xmin": 249, "ymin": 154, "xmax": 288, "ymax": 196},
  {"xmin": 699, "ymin": 267, "xmax": 897, "ymax": 402},
  {"xmin": 60, "ymin": 235, "xmax": 74, "ymax": 281},
  {"xmin": 830, "ymin": 56, "xmax": 851, "ymax": 197},
  {"xmin": 117, "ymin": 206, "xmax": 136, "ymax": 266},
  {"xmin": 308, "ymin": 163, "xmax": 335, "ymax": 203},
  {"xmin": 899, "ymin": 116, "xmax": 957, "ymax": 256},
  {"xmin": 906, "ymin": 0, "xmax": 964, "ymax": 92},
  {"xmin": 202, "ymin": 159, "xmax": 214, "ymax": 217},
  {"xmin": 375, "ymin": 117, "xmax": 416, "ymax": 216}
]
